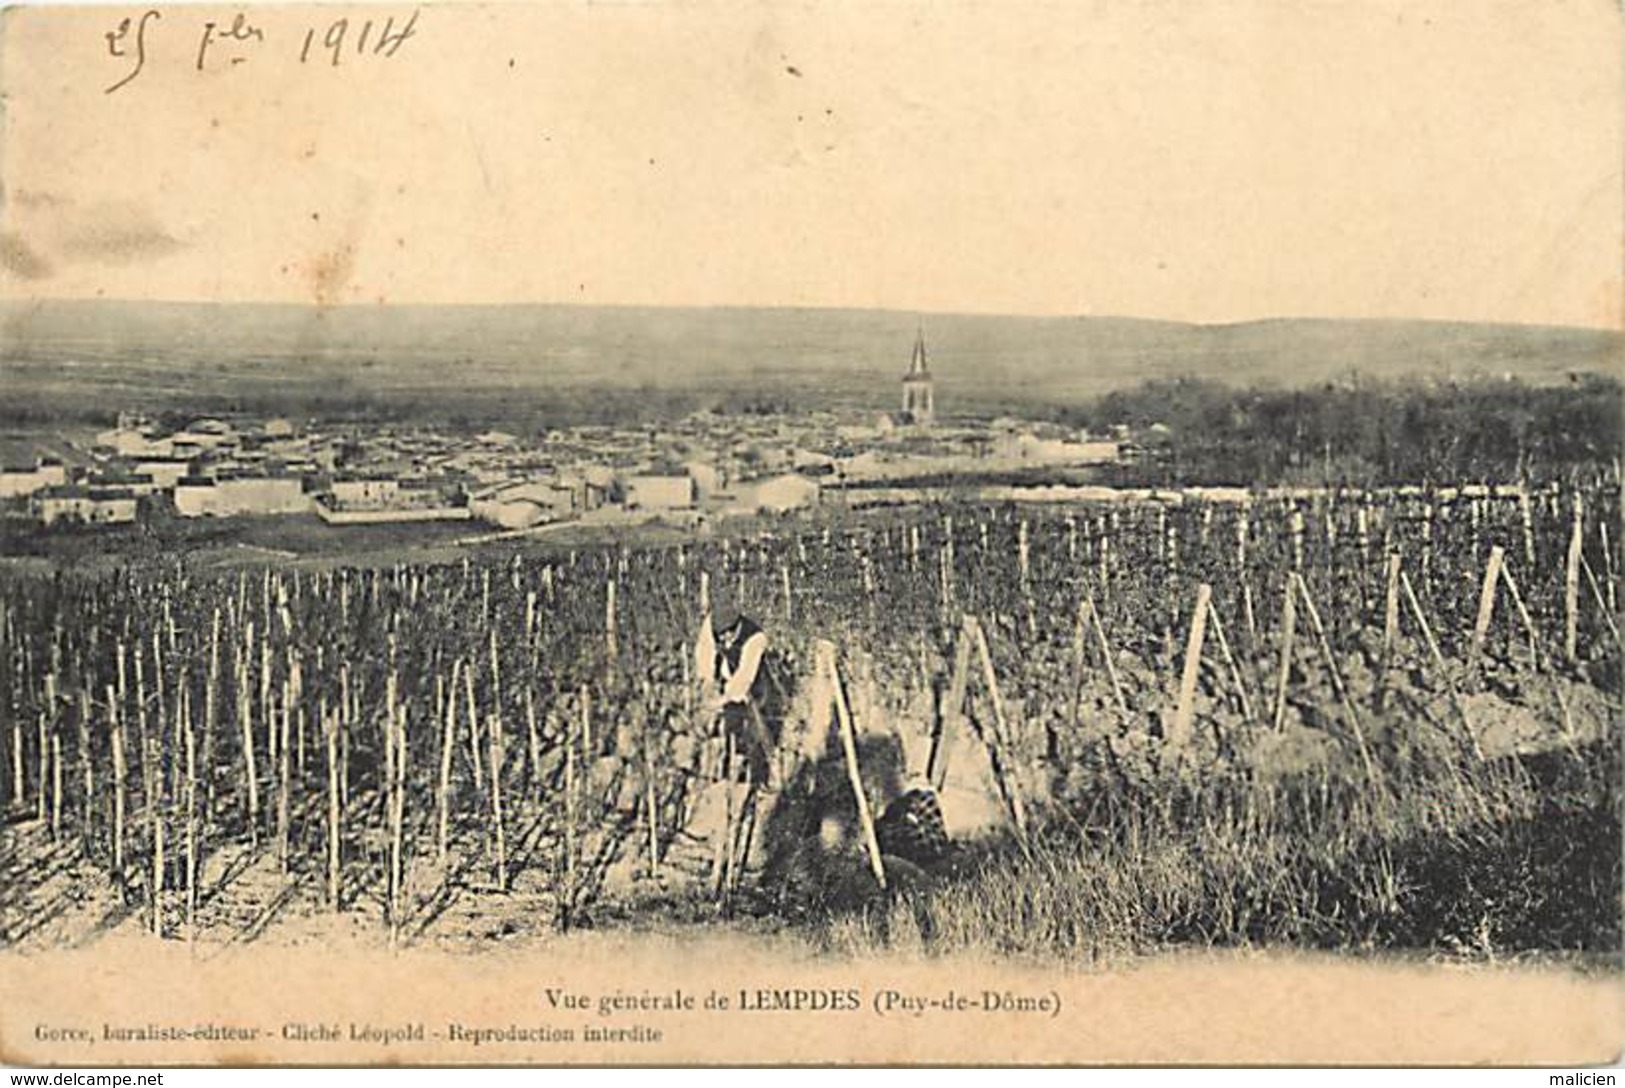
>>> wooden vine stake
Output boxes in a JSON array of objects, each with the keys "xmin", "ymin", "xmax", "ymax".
[
  {"xmin": 1271, "ymin": 577, "xmax": 1298, "ymax": 731},
  {"xmin": 1565, "ymin": 492, "xmax": 1583, "ymax": 663},
  {"xmin": 929, "ymin": 624, "xmax": 973, "ymax": 791},
  {"xmin": 560, "ymin": 685, "xmax": 582, "ymax": 929},
  {"xmin": 390, "ymin": 687, "xmax": 409, "ymax": 945},
  {"xmin": 51, "ymin": 728, "xmax": 63, "ymax": 843},
  {"xmin": 182, "ymin": 684, "xmax": 197, "ymax": 941},
  {"xmin": 338, "ymin": 664, "xmax": 351, "ymax": 810},
  {"xmin": 488, "ymin": 710, "xmax": 507, "ymax": 891},
  {"xmin": 1085, "ymin": 594, "xmax": 1130, "ymax": 717},
  {"xmin": 525, "ymin": 687, "xmax": 542, "ymax": 790},
  {"xmin": 1471, "ymin": 545, "xmax": 1506, "ymax": 671},
  {"xmin": 606, "ymin": 579, "xmax": 619, "ymax": 672},
  {"xmin": 1380, "ymin": 550, "xmax": 1401, "ymax": 652},
  {"xmin": 150, "ymin": 718, "xmax": 165, "ymax": 936},
  {"xmin": 1497, "ymin": 558, "xmax": 1539, "ymax": 668},
  {"xmin": 1292, "ymin": 573, "xmax": 1375, "ymax": 780},
  {"xmin": 965, "ymin": 616, "xmax": 1032, "ymax": 853},
  {"xmin": 1399, "ymin": 568, "xmax": 1483, "ymax": 760},
  {"xmin": 436, "ymin": 673, "xmax": 454, "ymax": 866},
  {"xmin": 1580, "ymin": 553, "xmax": 1623, "ymax": 651},
  {"xmin": 107, "ymin": 684, "xmax": 126, "ymax": 876},
  {"xmin": 817, "ymin": 640, "xmax": 887, "ymax": 891},
  {"xmin": 276, "ymin": 676, "xmax": 292, "ymax": 875},
  {"xmin": 1169, "ymin": 583, "xmax": 1212, "ymax": 749},
  {"xmin": 642, "ymin": 685, "xmax": 660, "ymax": 879},
  {"xmin": 1604, "ymin": 518, "xmax": 1619, "ymax": 615},
  {"xmin": 237, "ymin": 626, "xmax": 259, "ymax": 847},
  {"xmin": 325, "ymin": 702, "xmax": 342, "ymax": 910},
  {"xmin": 1205, "ymin": 593, "xmax": 1254, "ymax": 725},
  {"xmin": 712, "ymin": 731, "xmax": 737, "ymax": 900},
  {"xmin": 1519, "ymin": 489, "xmax": 1536, "ymax": 571},
  {"xmin": 8, "ymin": 697, "xmax": 22, "ymax": 816},
  {"xmin": 78, "ymin": 688, "xmax": 93, "ymax": 849},
  {"xmin": 1499, "ymin": 558, "xmax": 1576, "ymax": 738},
  {"xmin": 136, "ymin": 650, "xmax": 163, "ymax": 936},
  {"xmin": 726, "ymin": 772, "xmax": 758, "ymax": 903},
  {"xmin": 462, "ymin": 659, "xmax": 484, "ymax": 791},
  {"xmin": 384, "ymin": 671, "xmax": 400, "ymax": 943},
  {"xmin": 1377, "ymin": 552, "xmax": 1402, "ymax": 709},
  {"xmin": 38, "ymin": 673, "xmax": 55, "ymax": 825}
]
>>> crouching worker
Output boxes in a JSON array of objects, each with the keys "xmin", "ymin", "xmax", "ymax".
[
  {"xmin": 694, "ymin": 603, "xmax": 780, "ymax": 787},
  {"xmin": 874, "ymin": 777, "xmax": 953, "ymax": 871}
]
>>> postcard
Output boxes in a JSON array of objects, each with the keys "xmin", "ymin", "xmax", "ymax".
[{"xmin": 1, "ymin": 0, "xmax": 1621, "ymax": 1067}]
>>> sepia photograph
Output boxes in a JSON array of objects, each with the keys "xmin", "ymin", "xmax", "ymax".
[{"xmin": 0, "ymin": 0, "xmax": 1621, "ymax": 1069}]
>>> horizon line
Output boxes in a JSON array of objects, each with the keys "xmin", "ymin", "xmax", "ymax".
[{"xmin": 1, "ymin": 296, "xmax": 1620, "ymax": 337}]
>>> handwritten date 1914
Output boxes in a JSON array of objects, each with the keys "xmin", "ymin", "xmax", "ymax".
[
  {"xmin": 300, "ymin": 10, "xmax": 420, "ymax": 67},
  {"xmin": 103, "ymin": 7, "xmax": 421, "ymax": 94}
]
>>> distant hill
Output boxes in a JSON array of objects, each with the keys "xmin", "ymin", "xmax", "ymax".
[{"xmin": 2, "ymin": 299, "xmax": 1618, "ymax": 422}]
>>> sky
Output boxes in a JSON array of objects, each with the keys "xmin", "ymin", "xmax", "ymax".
[{"xmin": 1, "ymin": 0, "xmax": 1621, "ymax": 328}]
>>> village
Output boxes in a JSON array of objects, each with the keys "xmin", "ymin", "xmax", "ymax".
[{"xmin": 0, "ymin": 333, "xmax": 1124, "ymax": 536}]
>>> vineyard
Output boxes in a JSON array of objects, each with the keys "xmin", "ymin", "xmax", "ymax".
[{"xmin": 1, "ymin": 480, "xmax": 1620, "ymax": 961}]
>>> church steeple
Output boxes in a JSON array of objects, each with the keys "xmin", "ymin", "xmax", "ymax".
[
  {"xmin": 908, "ymin": 324, "xmax": 930, "ymax": 377},
  {"xmin": 901, "ymin": 323, "xmax": 935, "ymax": 425}
]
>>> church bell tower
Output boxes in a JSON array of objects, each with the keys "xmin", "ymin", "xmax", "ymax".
[{"xmin": 901, "ymin": 326, "xmax": 935, "ymax": 425}]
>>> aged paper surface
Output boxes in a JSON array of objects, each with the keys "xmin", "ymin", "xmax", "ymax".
[{"xmin": 1, "ymin": 0, "xmax": 1622, "ymax": 1068}]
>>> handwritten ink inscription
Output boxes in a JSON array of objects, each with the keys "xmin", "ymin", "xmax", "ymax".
[
  {"xmin": 104, "ymin": 9, "xmax": 161, "ymax": 94},
  {"xmin": 103, "ymin": 7, "xmax": 420, "ymax": 93}
]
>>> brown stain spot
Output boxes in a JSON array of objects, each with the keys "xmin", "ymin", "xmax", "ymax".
[
  {"xmin": 59, "ymin": 218, "xmax": 182, "ymax": 263},
  {"xmin": 214, "ymin": 1051, "xmax": 266, "ymax": 1067},
  {"xmin": 307, "ymin": 243, "xmax": 357, "ymax": 306},
  {"xmin": 0, "ymin": 230, "xmax": 53, "ymax": 279},
  {"xmin": 302, "ymin": 143, "xmax": 318, "ymax": 160},
  {"xmin": 14, "ymin": 189, "xmax": 66, "ymax": 209}
]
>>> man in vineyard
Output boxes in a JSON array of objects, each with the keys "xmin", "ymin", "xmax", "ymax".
[{"xmin": 694, "ymin": 602, "xmax": 780, "ymax": 785}]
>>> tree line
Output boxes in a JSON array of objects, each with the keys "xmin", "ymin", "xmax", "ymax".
[{"xmin": 1060, "ymin": 373, "xmax": 1622, "ymax": 487}]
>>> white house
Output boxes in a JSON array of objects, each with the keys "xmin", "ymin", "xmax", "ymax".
[
  {"xmin": 133, "ymin": 458, "xmax": 193, "ymax": 490},
  {"xmin": 36, "ymin": 486, "xmax": 138, "ymax": 527},
  {"xmin": 475, "ymin": 498, "xmax": 549, "ymax": 529},
  {"xmin": 95, "ymin": 426, "xmax": 173, "ymax": 459},
  {"xmin": 624, "ymin": 474, "xmax": 696, "ymax": 511},
  {"xmin": 733, "ymin": 473, "xmax": 821, "ymax": 514},
  {"xmin": 170, "ymin": 420, "xmax": 238, "ymax": 453},
  {"xmin": 330, "ymin": 476, "xmax": 401, "ymax": 508},
  {"xmin": 175, "ymin": 474, "xmax": 310, "ymax": 517},
  {"xmin": 0, "ymin": 458, "xmax": 68, "ymax": 499},
  {"xmin": 683, "ymin": 460, "xmax": 725, "ymax": 499},
  {"xmin": 471, "ymin": 480, "xmax": 575, "ymax": 529},
  {"xmin": 991, "ymin": 433, "xmax": 1119, "ymax": 466}
]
